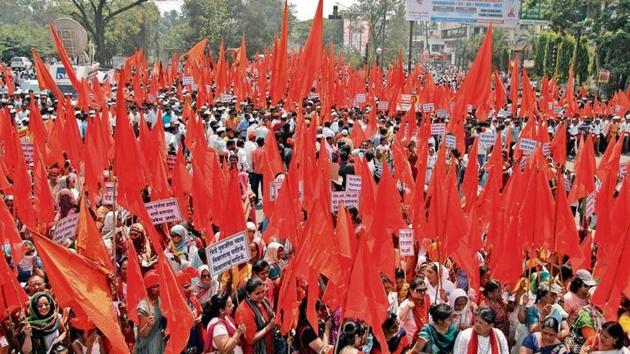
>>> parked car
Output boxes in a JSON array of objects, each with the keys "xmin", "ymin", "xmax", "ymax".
[{"xmin": 10, "ymin": 57, "xmax": 32, "ymax": 70}]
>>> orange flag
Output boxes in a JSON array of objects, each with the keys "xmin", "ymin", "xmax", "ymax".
[
  {"xmin": 271, "ymin": 0, "xmax": 289, "ymax": 103},
  {"xmin": 218, "ymin": 169, "xmax": 247, "ymax": 238},
  {"xmin": 553, "ymin": 171, "xmax": 582, "ymax": 261},
  {"xmin": 31, "ymin": 49, "xmax": 63, "ymax": 99},
  {"xmin": 76, "ymin": 194, "xmax": 114, "ymax": 272},
  {"xmin": 0, "ymin": 253, "xmax": 29, "ymax": 316},
  {"xmin": 30, "ymin": 231, "xmax": 128, "ymax": 354},
  {"xmin": 462, "ymin": 137, "xmax": 479, "ymax": 211},
  {"xmin": 551, "ymin": 122, "xmax": 567, "ymax": 166},
  {"xmin": 50, "ymin": 24, "xmax": 81, "ymax": 90},
  {"xmin": 460, "ymin": 25, "xmax": 493, "ymax": 108},
  {"xmin": 32, "ymin": 147, "xmax": 55, "ymax": 232},
  {"xmin": 13, "ymin": 147, "xmax": 37, "ymax": 230},
  {"xmin": 493, "ymin": 71, "xmax": 506, "ymax": 111},
  {"xmin": 0, "ymin": 198, "xmax": 25, "ymax": 264},
  {"xmin": 126, "ymin": 239, "xmax": 147, "ymax": 324},
  {"xmin": 510, "ymin": 54, "xmax": 519, "ymax": 116},
  {"xmin": 298, "ymin": 0, "xmax": 323, "ymax": 98},
  {"xmin": 568, "ymin": 136, "xmax": 596, "ymax": 204}
]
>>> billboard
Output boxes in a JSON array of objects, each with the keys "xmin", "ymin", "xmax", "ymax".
[
  {"xmin": 343, "ymin": 18, "xmax": 370, "ymax": 56},
  {"xmin": 406, "ymin": 0, "xmax": 521, "ymax": 28}
]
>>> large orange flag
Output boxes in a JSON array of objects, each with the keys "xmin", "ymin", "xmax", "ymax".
[
  {"xmin": 0, "ymin": 198, "xmax": 25, "ymax": 264},
  {"xmin": 31, "ymin": 49, "xmax": 63, "ymax": 99},
  {"xmin": 553, "ymin": 171, "xmax": 582, "ymax": 261},
  {"xmin": 50, "ymin": 24, "xmax": 81, "ymax": 90},
  {"xmin": 567, "ymin": 136, "xmax": 596, "ymax": 204},
  {"xmin": 0, "ymin": 253, "xmax": 29, "ymax": 317},
  {"xmin": 298, "ymin": 0, "xmax": 323, "ymax": 99},
  {"xmin": 76, "ymin": 194, "xmax": 114, "ymax": 272},
  {"xmin": 271, "ymin": 0, "xmax": 289, "ymax": 103},
  {"xmin": 126, "ymin": 239, "xmax": 147, "ymax": 324},
  {"xmin": 462, "ymin": 137, "xmax": 479, "ymax": 211},
  {"xmin": 460, "ymin": 25, "xmax": 493, "ymax": 108},
  {"xmin": 30, "ymin": 231, "xmax": 128, "ymax": 354}
]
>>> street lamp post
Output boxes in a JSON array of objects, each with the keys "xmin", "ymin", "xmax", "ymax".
[{"xmin": 376, "ymin": 47, "xmax": 383, "ymax": 68}]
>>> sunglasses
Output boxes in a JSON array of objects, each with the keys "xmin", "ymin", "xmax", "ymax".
[
  {"xmin": 414, "ymin": 287, "xmax": 428, "ymax": 293},
  {"xmin": 201, "ymin": 274, "xmax": 211, "ymax": 279}
]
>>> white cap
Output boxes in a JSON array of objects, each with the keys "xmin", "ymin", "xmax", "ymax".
[{"xmin": 246, "ymin": 222, "xmax": 257, "ymax": 231}]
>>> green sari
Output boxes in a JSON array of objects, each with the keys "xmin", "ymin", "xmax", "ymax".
[{"xmin": 418, "ymin": 323, "xmax": 459, "ymax": 354}]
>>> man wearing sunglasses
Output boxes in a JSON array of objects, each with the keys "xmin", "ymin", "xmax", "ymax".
[{"xmin": 398, "ymin": 277, "xmax": 431, "ymax": 342}]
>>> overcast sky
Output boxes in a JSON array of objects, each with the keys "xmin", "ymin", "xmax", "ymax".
[{"xmin": 154, "ymin": 0, "xmax": 358, "ymax": 21}]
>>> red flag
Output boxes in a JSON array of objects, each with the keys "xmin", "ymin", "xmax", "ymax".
[
  {"xmin": 32, "ymin": 147, "xmax": 55, "ymax": 232},
  {"xmin": 126, "ymin": 239, "xmax": 148, "ymax": 324},
  {"xmin": 30, "ymin": 231, "xmax": 128, "ymax": 354},
  {"xmin": 510, "ymin": 55, "xmax": 519, "ymax": 116},
  {"xmin": 462, "ymin": 137, "xmax": 479, "ymax": 210},
  {"xmin": 218, "ymin": 169, "xmax": 247, "ymax": 238},
  {"xmin": 31, "ymin": 49, "xmax": 63, "ymax": 99},
  {"xmin": 271, "ymin": 1, "xmax": 289, "ymax": 103},
  {"xmin": 0, "ymin": 253, "xmax": 29, "ymax": 318},
  {"xmin": 460, "ymin": 25, "xmax": 493, "ymax": 108},
  {"xmin": 0, "ymin": 198, "xmax": 25, "ymax": 264},
  {"xmin": 551, "ymin": 122, "xmax": 567, "ymax": 166},
  {"xmin": 50, "ymin": 24, "xmax": 81, "ymax": 90},
  {"xmin": 553, "ymin": 171, "xmax": 582, "ymax": 260},
  {"xmin": 567, "ymin": 136, "xmax": 596, "ymax": 204},
  {"xmin": 493, "ymin": 71, "xmax": 506, "ymax": 111},
  {"xmin": 76, "ymin": 194, "xmax": 114, "ymax": 272},
  {"xmin": 298, "ymin": 0, "xmax": 323, "ymax": 98}
]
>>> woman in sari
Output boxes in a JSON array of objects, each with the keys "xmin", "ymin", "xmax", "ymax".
[
  {"xmin": 412, "ymin": 303, "xmax": 459, "ymax": 353},
  {"xmin": 194, "ymin": 265, "xmax": 219, "ymax": 308},
  {"xmin": 519, "ymin": 318, "xmax": 567, "ymax": 354}
]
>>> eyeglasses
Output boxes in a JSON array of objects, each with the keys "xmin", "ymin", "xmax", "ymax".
[
  {"xmin": 201, "ymin": 274, "xmax": 211, "ymax": 279},
  {"xmin": 414, "ymin": 288, "xmax": 428, "ymax": 293}
]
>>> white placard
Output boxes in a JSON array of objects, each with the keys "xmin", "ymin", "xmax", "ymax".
[
  {"xmin": 355, "ymin": 93, "xmax": 366, "ymax": 103},
  {"xmin": 431, "ymin": 123, "xmax": 446, "ymax": 136},
  {"xmin": 102, "ymin": 182, "xmax": 116, "ymax": 205},
  {"xmin": 422, "ymin": 103, "xmax": 434, "ymax": 112},
  {"xmin": 144, "ymin": 197, "xmax": 182, "ymax": 225},
  {"xmin": 309, "ymin": 92, "xmax": 320, "ymax": 99},
  {"xmin": 542, "ymin": 142, "xmax": 551, "ymax": 157},
  {"xmin": 519, "ymin": 138, "xmax": 537, "ymax": 155},
  {"xmin": 21, "ymin": 142, "xmax": 34, "ymax": 164},
  {"xmin": 563, "ymin": 176, "xmax": 572, "ymax": 192},
  {"xmin": 182, "ymin": 76, "xmax": 194, "ymax": 86},
  {"xmin": 436, "ymin": 108, "xmax": 448, "ymax": 118},
  {"xmin": 270, "ymin": 180, "xmax": 283, "ymax": 202},
  {"xmin": 399, "ymin": 228, "xmax": 414, "ymax": 256},
  {"xmin": 519, "ymin": 155, "xmax": 530, "ymax": 171},
  {"xmin": 466, "ymin": 104, "xmax": 473, "ymax": 112},
  {"xmin": 330, "ymin": 191, "xmax": 360, "ymax": 213},
  {"xmin": 445, "ymin": 134, "xmax": 456, "ymax": 149},
  {"xmin": 479, "ymin": 132, "xmax": 496, "ymax": 146},
  {"xmin": 53, "ymin": 214, "xmax": 80, "ymax": 244},
  {"xmin": 206, "ymin": 231, "xmax": 251, "ymax": 277},
  {"xmin": 346, "ymin": 175, "xmax": 362, "ymax": 192},
  {"xmin": 377, "ymin": 101, "xmax": 389, "ymax": 110},
  {"xmin": 220, "ymin": 94, "xmax": 233, "ymax": 103}
]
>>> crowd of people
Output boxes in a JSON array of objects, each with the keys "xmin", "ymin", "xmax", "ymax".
[{"xmin": 1, "ymin": 31, "xmax": 630, "ymax": 354}]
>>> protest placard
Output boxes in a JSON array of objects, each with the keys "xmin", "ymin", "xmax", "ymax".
[
  {"xmin": 431, "ymin": 123, "xmax": 446, "ymax": 136},
  {"xmin": 563, "ymin": 176, "xmax": 572, "ymax": 192},
  {"xmin": 479, "ymin": 132, "xmax": 495, "ymax": 146},
  {"xmin": 422, "ymin": 103, "xmax": 434, "ymax": 112},
  {"xmin": 377, "ymin": 101, "xmax": 389, "ymax": 111},
  {"xmin": 330, "ymin": 191, "xmax": 360, "ymax": 213},
  {"xmin": 399, "ymin": 229, "xmax": 414, "ymax": 256},
  {"xmin": 586, "ymin": 192, "xmax": 596, "ymax": 217},
  {"xmin": 445, "ymin": 134, "xmax": 456, "ymax": 149},
  {"xmin": 220, "ymin": 94, "xmax": 233, "ymax": 103},
  {"xmin": 144, "ymin": 198, "xmax": 182, "ymax": 225},
  {"xmin": 182, "ymin": 76, "xmax": 194, "ymax": 86},
  {"xmin": 21, "ymin": 141, "xmax": 34, "ymax": 164},
  {"xmin": 166, "ymin": 155, "xmax": 176, "ymax": 177},
  {"xmin": 102, "ymin": 182, "xmax": 116, "ymax": 205},
  {"xmin": 620, "ymin": 162, "xmax": 628, "ymax": 178},
  {"xmin": 355, "ymin": 93, "xmax": 366, "ymax": 103},
  {"xmin": 542, "ymin": 142, "xmax": 551, "ymax": 156},
  {"xmin": 53, "ymin": 214, "xmax": 80, "ymax": 244},
  {"xmin": 309, "ymin": 92, "xmax": 320, "ymax": 99},
  {"xmin": 436, "ymin": 108, "xmax": 448, "ymax": 118},
  {"xmin": 206, "ymin": 231, "xmax": 251, "ymax": 277},
  {"xmin": 346, "ymin": 175, "xmax": 362, "ymax": 192},
  {"xmin": 519, "ymin": 138, "xmax": 537, "ymax": 155}
]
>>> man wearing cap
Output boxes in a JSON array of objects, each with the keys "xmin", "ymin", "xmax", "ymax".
[{"xmin": 563, "ymin": 269, "xmax": 597, "ymax": 325}]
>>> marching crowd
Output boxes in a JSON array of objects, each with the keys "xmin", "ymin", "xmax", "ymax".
[{"xmin": 0, "ymin": 50, "xmax": 630, "ymax": 354}]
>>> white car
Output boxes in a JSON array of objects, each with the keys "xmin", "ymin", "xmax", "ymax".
[{"xmin": 10, "ymin": 57, "xmax": 32, "ymax": 70}]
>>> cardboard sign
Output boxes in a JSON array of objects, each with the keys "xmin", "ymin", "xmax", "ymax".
[
  {"xmin": 270, "ymin": 180, "xmax": 284, "ymax": 202},
  {"xmin": 445, "ymin": 134, "xmax": 456, "ymax": 149},
  {"xmin": 542, "ymin": 142, "xmax": 551, "ymax": 157},
  {"xmin": 21, "ymin": 141, "xmax": 34, "ymax": 164},
  {"xmin": 431, "ymin": 123, "xmax": 446, "ymax": 136},
  {"xmin": 519, "ymin": 155, "xmax": 530, "ymax": 171},
  {"xmin": 144, "ymin": 198, "xmax": 182, "ymax": 225},
  {"xmin": 309, "ymin": 92, "xmax": 320, "ymax": 99},
  {"xmin": 466, "ymin": 104, "xmax": 473, "ymax": 112},
  {"xmin": 206, "ymin": 231, "xmax": 251, "ymax": 277},
  {"xmin": 355, "ymin": 93, "xmax": 366, "ymax": 103},
  {"xmin": 220, "ymin": 94, "xmax": 233, "ymax": 103},
  {"xmin": 330, "ymin": 191, "xmax": 360, "ymax": 213},
  {"xmin": 519, "ymin": 138, "xmax": 537, "ymax": 155},
  {"xmin": 102, "ymin": 182, "xmax": 116, "ymax": 205},
  {"xmin": 620, "ymin": 162, "xmax": 628, "ymax": 178},
  {"xmin": 422, "ymin": 103, "xmax": 434, "ymax": 112},
  {"xmin": 436, "ymin": 108, "xmax": 448, "ymax": 118},
  {"xmin": 53, "ymin": 214, "xmax": 80, "ymax": 244},
  {"xmin": 399, "ymin": 229, "xmax": 414, "ymax": 256},
  {"xmin": 346, "ymin": 175, "xmax": 362, "ymax": 192},
  {"xmin": 563, "ymin": 177, "xmax": 572, "ymax": 192},
  {"xmin": 479, "ymin": 132, "xmax": 496, "ymax": 146},
  {"xmin": 377, "ymin": 101, "xmax": 389, "ymax": 110},
  {"xmin": 182, "ymin": 76, "xmax": 194, "ymax": 86},
  {"xmin": 166, "ymin": 155, "xmax": 176, "ymax": 177}
]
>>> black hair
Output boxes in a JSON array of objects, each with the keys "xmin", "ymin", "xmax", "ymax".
[
  {"xmin": 409, "ymin": 277, "xmax": 425, "ymax": 291},
  {"xmin": 601, "ymin": 321, "xmax": 625, "ymax": 349},
  {"xmin": 479, "ymin": 266, "xmax": 490, "ymax": 278},
  {"xmin": 569, "ymin": 277, "xmax": 585, "ymax": 294},
  {"xmin": 482, "ymin": 280, "xmax": 501, "ymax": 297},
  {"xmin": 534, "ymin": 288, "xmax": 550, "ymax": 304},
  {"xmin": 395, "ymin": 268, "xmax": 405, "ymax": 280},
  {"xmin": 336, "ymin": 321, "xmax": 366, "ymax": 354},
  {"xmin": 475, "ymin": 307, "xmax": 497, "ymax": 324},
  {"xmin": 541, "ymin": 317, "xmax": 560, "ymax": 332},
  {"xmin": 252, "ymin": 259, "xmax": 269, "ymax": 275},
  {"xmin": 560, "ymin": 264, "xmax": 573, "ymax": 281},
  {"xmin": 382, "ymin": 313, "xmax": 398, "ymax": 332},
  {"xmin": 245, "ymin": 277, "xmax": 264, "ymax": 294},
  {"xmin": 202, "ymin": 292, "xmax": 231, "ymax": 326},
  {"xmin": 429, "ymin": 303, "xmax": 453, "ymax": 323}
]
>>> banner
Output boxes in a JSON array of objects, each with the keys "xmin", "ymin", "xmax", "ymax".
[
  {"xmin": 101, "ymin": 182, "xmax": 116, "ymax": 205},
  {"xmin": 479, "ymin": 132, "xmax": 496, "ymax": 145},
  {"xmin": 399, "ymin": 229, "xmax": 414, "ymax": 256},
  {"xmin": 206, "ymin": 231, "xmax": 251, "ymax": 277},
  {"xmin": 445, "ymin": 134, "xmax": 456, "ymax": 149},
  {"xmin": 144, "ymin": 198, "xmax": 182, "ymax": 225},
  {"xmin": 406, "ymin": 0, "xmax": 521, "ymax": 28},
  {"xmin": 519, "ymin": 138, "xmax": 537, "ymax": 155},
  {"xmin": 53, "ymin": 214, "xmax": 80, "ymax": 244},
  {"xmin": 331, "ymin": 191, "xmax": 360, "ymax": 213},
  {"xmin": 431, "ymin": 123, "xmax": 446, "ymax": 136},
  {"xmin": 346, "ymin": 175, "xmax": 362, "ymax": 192}
]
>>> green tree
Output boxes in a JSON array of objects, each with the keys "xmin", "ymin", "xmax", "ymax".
[
  {"xmin": 62, "ymin": 0, "xmax": 150, "ymax": 65},
  {"xmin": 533, "ymin": 32, "xmax": 550, "ymax": 77},
  {"xmin": 460, "ymin": 28, "xmax": 511, "ymax": 72},
  {"xmin": 0, "ymin": 23, "xmax": 55, "ymax": 62},
  {"xmin": 591, "ymin": 0, "xmax": 630, "ymax": 93},
  {"xmin": 555, "ymin": 34, "xmax": 576, "ymax": 83},
  {"xmin": 573, "ymin": 37, "xmax": 590, "ymax": 84},
  {"xmin": 543, "ymin": 32, "xmax": 560, "ymax": 78},
  {"xmin": 103, "ymin": 3, "xmax": 160, "ymax": 60}
]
